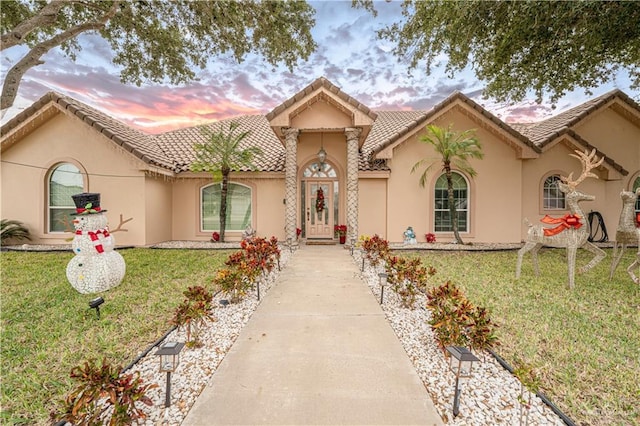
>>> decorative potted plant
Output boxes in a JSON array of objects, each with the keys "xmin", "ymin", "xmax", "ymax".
[
  {"xmin": 334, "ymin": 224, "xmax": 347, "ymax": 244},
  {"xmin": 211, "ymin": 231, "xmax": 220, "ymax": 242},
  {"xmin": 296, "ymin": 227, "xmax": 302, "ymax": 240}
]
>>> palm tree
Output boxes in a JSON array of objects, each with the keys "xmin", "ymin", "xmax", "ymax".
[
  {"xmin": 190, "ymin": 122, "xmax": 262, "ymax": 242},
  {"xmin": 411, "ymin": 124, "xmax": 483, "ymax": 244}
]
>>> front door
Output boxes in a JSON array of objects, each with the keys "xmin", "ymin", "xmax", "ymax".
[{"xmin": 305, "ymin": 181, "xmax": 333, "ymax": 238}]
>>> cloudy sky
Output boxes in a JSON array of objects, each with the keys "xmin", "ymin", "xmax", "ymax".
[{"xmin": 2, "ymin": 1, "xmax": 637, "ymax": 134}]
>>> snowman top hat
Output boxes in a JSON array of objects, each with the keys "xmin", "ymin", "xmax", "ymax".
[{"xmin": 71, "ymin": 193, "xmax": 107, "ymax": 215}]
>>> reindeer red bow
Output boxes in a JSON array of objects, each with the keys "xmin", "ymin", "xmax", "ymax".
[{"xmin": 541, "ymin": 214, "xmax": 583, "ymax": 237}]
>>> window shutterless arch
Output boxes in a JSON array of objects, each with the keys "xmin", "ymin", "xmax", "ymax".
[
  {"xmin": 47, "ymin": 162, "xmax": 84, "ymax": 232},
  {"xmin": 542, "ymin": 174, "xmax": 566, "ymax": 210},
  {"xmin": 433, "ymin": 171, "xmax": 469, "ymax": 233}
]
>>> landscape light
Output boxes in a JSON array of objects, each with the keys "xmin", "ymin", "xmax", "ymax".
[
  {"xmin": 88, "ymin": 297, "xmax": 104, "ymax": 319},
  {"xmin": 155, "ymin": 341, "xmax": 185, "ymax": 408},
  {"xmin": 445, "ymin": 346, "xmax": 480, "ymax": 417},
  {"xmin": 378, "ymin": 272, "xmax": 388, "ymax": 304}
]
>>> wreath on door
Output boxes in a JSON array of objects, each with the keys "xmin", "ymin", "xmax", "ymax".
[{"xmin": 315, "ymin": 187, "xmax": 325, "ymax": 213}]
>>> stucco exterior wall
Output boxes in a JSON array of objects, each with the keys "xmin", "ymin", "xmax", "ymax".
[
  {"xmin": 572, "ymin": 109, "xmax": 640, "ymax": 230},
  {"xmin": 171, "ymin": 174, "xmax": 286, "ymax": 242},
  {"xmin": 144, "ymin": 177, "xmax": 173, "ymax": 244},
  {"xmin": 384, "ymin": 110, "xmax": 523, "ymax": 243},
  {"xmin": 1, "ymin": 112, "xmax": 147, "ymax": 246},
  {"xmin": 291, "ymin": 101, "xmax": 352, "ymax": 129},
  {"xmin": 358, "ymin": 176, "xmax": 387, "ymax": 239},
  {"xmin": 254, "ymin": 176, "xmax": 286, "ymax": 240},
  {"xmin": 576, "ymin": 108, "xmax": 640, "ymax": 175}
]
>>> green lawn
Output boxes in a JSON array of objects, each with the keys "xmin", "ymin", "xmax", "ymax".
[
  {"xmin": 411, "ymin": 248, "xmax": 639, "ymax": 426},
  {"xmin": 1, "ymin": 247, "xmax": 638, "ymax": 425},
  {"xmin": 0, "ymin": 249, "xmax": 231, "ymax": 425}
]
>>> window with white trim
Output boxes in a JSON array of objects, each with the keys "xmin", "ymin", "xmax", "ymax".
[
  {"xmin": 543, "ymin": 174, "xmax": 566, "ymax": 210},
  {"xmin": 48, "ymin": 163, "xmax": 84, "ymax": 232},
  {"xmin": 434, "ymin": 172, "xmax": 468, "ymax": 232},
  {"xmin": 201, "ymin": 183, "xmax": 252, "ymax": 231}
]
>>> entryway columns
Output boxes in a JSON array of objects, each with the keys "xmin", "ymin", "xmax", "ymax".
[
  {"xmin": 345, "ymin": 127, "xmax": 361, "ymax": 245},
  {"xmin": 283, "ymin": 127, "xmax": 300, "ymax": 243}
]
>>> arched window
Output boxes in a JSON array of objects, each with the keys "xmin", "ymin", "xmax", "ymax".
[
  {"xmin": 302, "ymin": 162, "xmax": 337, "ymax": 178},
  {"xmin": 543, "ymin": 174, "xmax": 566, "ymax": 210},
  {"xmin": 434, "ymin": 172, "xmax": 468, "ymax": 232},
  {"xmin": 201, "ymin": 183, "xmax": 252, "ymax": 231},
  {"xmin": 48, "ymin": 163, "xmax": 84, "ymax": 232}
]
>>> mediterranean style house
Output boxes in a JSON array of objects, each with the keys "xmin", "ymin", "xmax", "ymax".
[{"xmin": 1, "ymin": 77, "xmax": 639, "ymax": 247}]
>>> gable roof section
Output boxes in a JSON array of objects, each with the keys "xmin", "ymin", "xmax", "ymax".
[
  {"xmin": 371, "ymin": 92, "xmax": 540, "ymax": 161},
  {"xmin": 510, "ymin": 89, "xmax": 640, "ymax": 147},
  {"xmin": 156, "ymin": 115, "xmax": 285, "ymax": 173},
  {"xmin": 0, "ymin": 91, "xmax": 175, "ymax": 171},
  {"xmin": 266, "ymin": 77, "xmax": 377, "ymax": 146}
]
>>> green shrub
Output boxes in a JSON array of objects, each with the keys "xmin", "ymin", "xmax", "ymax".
[{"xmin": 1, "ymin": 219, "xmax": 31, "ymax": 244}]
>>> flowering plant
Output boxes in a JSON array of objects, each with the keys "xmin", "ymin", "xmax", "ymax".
[
  {"xmin": 315, "ymin": 188, "xmax": 325, "ymax": 212},
  {"xmin": 296, "ymin": 227, "xmax": 302, "ymax": 238},
  {"xmin": 334, "ymin": 224, "xmax": 347, "ymax": 237},
  {"xmin": 211, "ymin": 232, "xmax": 220, "ymax": 242},
  {"xmin": 425, "ymin": 233, "xmax": 436, "ymax": 243}
]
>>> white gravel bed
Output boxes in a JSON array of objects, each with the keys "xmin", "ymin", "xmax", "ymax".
[
  {"xmin": 125, "ymin": 248, "xmax": 292, "ymax": 425},
  {"xmin": 353, "ymin": 250, "xmax": 566, "ymax": 426}
]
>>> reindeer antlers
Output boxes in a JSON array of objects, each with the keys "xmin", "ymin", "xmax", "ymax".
[{"xmin": 561, "ymin": 149, "xmax": 604, "ymax": 190}]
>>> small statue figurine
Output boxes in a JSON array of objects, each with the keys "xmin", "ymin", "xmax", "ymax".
[
  {"xmin": 403, "ymin": 226, "xmax": 417, "ymax": 245},
  {"xmin": 242, "ymin": 225, "xmax": 256, "ymax": 241}
]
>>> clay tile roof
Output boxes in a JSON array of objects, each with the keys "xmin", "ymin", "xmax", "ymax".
[
  {"xmin": 156, "ymin": 115, "xmax": 284, "ymax": 172},
  {"xmin": 359, "ymin": 110, "xmax": 428, "ymax": 170},
  {"xmin": 1, "ymin": 91, "xmax": 175, "ymax": 170},
  {"xmin": 512, "ymin": 89, "xmax": 639, "ymax": 147},
  {"xmin": 368, "ymin": 92, "xmax": 539, "ymax": 161},
  {"xmin": 4, "ymin": 87, "xmax": 636, "ymax": 176},
  {"xmin": 266, "ymin": 76, "xmax": 378, "ymax": 121}
]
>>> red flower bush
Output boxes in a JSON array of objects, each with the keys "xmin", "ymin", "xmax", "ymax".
[{"xmin": 425, "ymin": 233, "xmax": 436, "ymax": 243}]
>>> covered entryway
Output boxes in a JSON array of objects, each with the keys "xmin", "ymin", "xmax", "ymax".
[
  {"xmin": 265, "ymin": 77, "xmax": 376, "ymax": 244},
  {"xmin": 302, "ymin": 162, "xmax": 338, "ymax": 239}
]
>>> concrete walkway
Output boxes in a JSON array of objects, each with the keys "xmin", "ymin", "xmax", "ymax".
[{"xmin": 183, "ymin": 245, "xmax": 443, "ymax": 425}]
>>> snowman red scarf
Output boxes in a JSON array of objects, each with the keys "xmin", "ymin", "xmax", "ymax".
[{"xmin": 75, "ymin": 227, "xmax": 110, "ymax": 253}]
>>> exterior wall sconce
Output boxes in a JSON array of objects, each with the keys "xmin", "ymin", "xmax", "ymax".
[
  {"xmin": 155, "ymin": 341, "xmax": 185, "ymax": 408},
  {"xmin": 446, "ymin": 346, "xmax": 480, "ymax": 417},
  {"xmin": 88, "ymin": 297, "xmax": 104, "ymax": 319},
  {"xmin": 378, "ymin": 272, "xmax": 388, "ymax": 304}
]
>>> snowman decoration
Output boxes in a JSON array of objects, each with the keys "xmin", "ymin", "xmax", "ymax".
[{"xmin": 66, "ymin": 193, "xmax": 126, "ymax": 294}]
